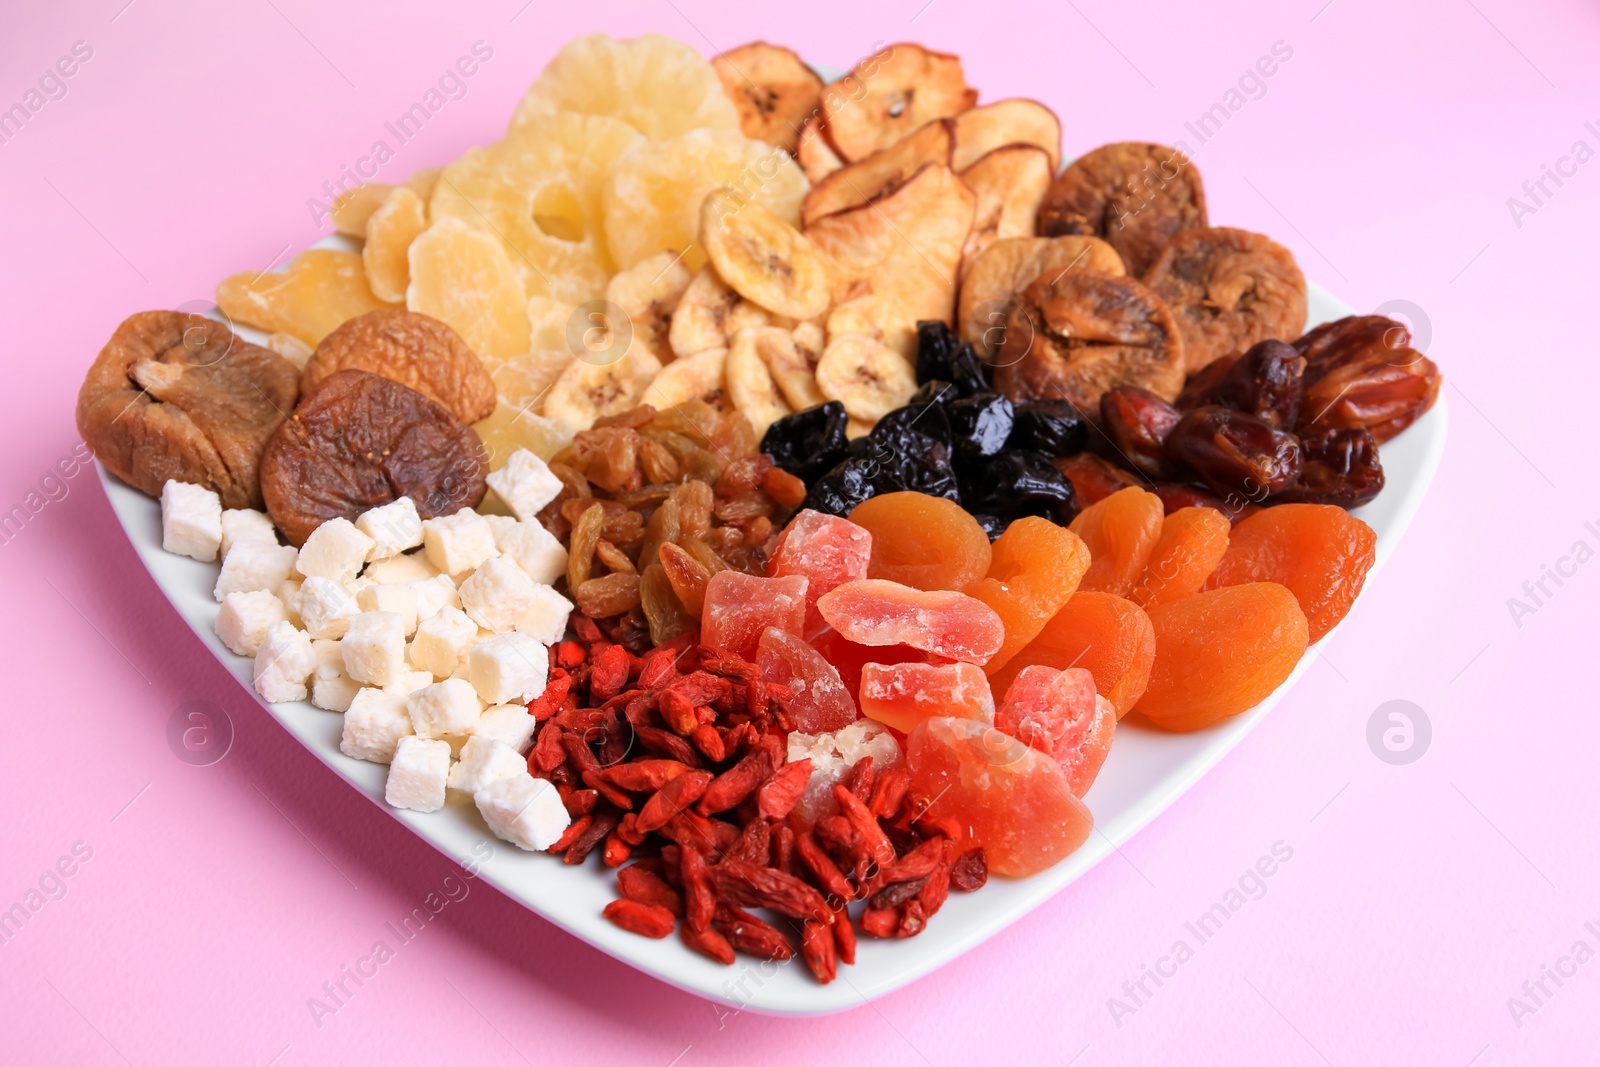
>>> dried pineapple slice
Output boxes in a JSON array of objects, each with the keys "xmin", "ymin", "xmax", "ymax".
[
  {"xmin": 511, "ymin": 33, "xmax": 740, "ymax": 142},
  {"xmin": 364, "ymin": 185, "xmax": 428, "ymax": 304},
  {"xmin": 330, "ymin": 183, "xmax": 394, "ymax": 237},
  {"xmin": 472, "ymin": 403, "xmax": 572, "ymax": 470},
  {"xmin": 217, "ymin": 249, "xmax": 394, "ymax": 347},
  {"xmin": 406, "ymin": 217, "xmax": 530, "ymax": 363}
]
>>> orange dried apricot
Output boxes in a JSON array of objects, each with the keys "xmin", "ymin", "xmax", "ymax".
[
  {"xmin": 990, "ymin": 591, "xmax": 1155, "ymax": 720},
  {"xmin": 1135, "ymin": 583, "xmax": 1309, "ymax": 731},
  {"xmin": 968, "ymin": 517, "xmax": 1089, "ymax": 676},
  {"xmin": 1203, "ymin": 504, "xmax": 1376, "ymax": 643},
  {"xmin": 848, "ymin": 492, "xmax": 991, "ymax": 591},
  {"xmin": 1068, "ymin": 486, "xmax": 1163, "ymax": 596},
  {"xmin": 1129, "ymin": 507, "xmax": 1230, "ymax": 608}
]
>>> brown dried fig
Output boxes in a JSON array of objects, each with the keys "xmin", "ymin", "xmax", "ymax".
[
  {"xmin": 302, "ymin": 308, "xmax": 496, "ymax": 423},
  {"xmin": 958, "ymin": 235, "xmax": 1126, "ymax": 359},
  {"xmin": 76, "ymin": 310, "xmax": 300, "ymax": 509},
  {"xmin": 992, "ymin": 271, "xmax": 1185, "ymax": 425},
  {"xmin": 1142, "ymin": 227, "xmax": 1307, "ymax": 374},
  {"xmin": 259, "ymin": 370, "xmax": 487, "ymax": 546},
  {"xmin": 1037, "ymin": 143, "xmax": 1207, "ymax": 277}
]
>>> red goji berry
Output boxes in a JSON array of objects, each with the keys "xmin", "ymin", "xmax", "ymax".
[{"xmin": 602, "ymin": 899, "xmax": 675, "ymax": 939}]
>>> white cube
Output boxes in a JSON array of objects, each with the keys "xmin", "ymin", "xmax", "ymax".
[
  {"xmin": 495, "ymin": 520, "xmax": 568, "ymax": 586},
  {"xmin": 409, "ymin": 607, "xmax": 478, "ymax": 678},
  {"xmin": 385, "ymin": 736, "xmax": 451, "ymax": 812},
  {"xmin": 473, "ymin": 704, "xmax": 539, "ymax": 755},
  {"xmin": 340, "ymin": 687, "xmax": 413, "ymax": 763},
  {"xmin": 161, "ymin": 480, "xmax": 223, "ymax": 562},
  {"xmin": 311, "ymin": 639, "xmax": 361, "ymax": 712},
  {"xmin": 486, "ymin": 450, "xmax": 563, "ymax": 522},
  {"xmin": 214, "ymin": 543, "xmax": 298, "ymax": 601},
  {"xmin": 459, "ymin": 557, "xmax": 541, "ymax": 633},
  {"xmin": 216, "ymin": 590, "xmax": 288, "ymax": 657},
  {"xmin": 448, "ymin": 736, "xmax": 527, "ymax": 794},
  {"xmin": 409, "ymin": 573, "xmax": 461, "ymax": 621},
  {"xmin": 407, "ymin": 678, "xmax": 483, "ymax": 739},
  {"xmin": 220, "ymin": 508, "xmax": 277, "ymax": 559},
  {"xmin": 388, "ymin": 670, "xmax": 436, "ymax": 696},
  {"xmin": 291, "ymin": 576, "xmax": 359, "ymax": 640},
  {"xmin": 357, "ymin": 583, "xmax": 419, "ymax": 635},
  {"xmin": 516, "ymin": 585, "xmax": 574, "ymax": 646},
  {"xmin": 474, "ymin": 773, "xmax": 569, "ymax": 851},
  {"xmin": 364, "ymin": 551, "xmax": 438, "ymax": 586},
  {"xmin": 482, "ymin": 514, "xmax": 519, "ymax": 543},
  {"xmin": 422, "ymin": 509, "xmax": 498, "ymax": 576},
  {"xmin": 356, "ymin": 497, "xmax": 424, "ymax": 560},
  {"xmin": 342, "ymin": 611, "xmax": 407, "ymax": 686},
  {"xmin": 253, "ymin": 620, "xmax": 316, "ymax": 703},
  {"xmin": 469, "ymin": 633, "xmax": 548, "ymax": 705},
  {"xmin": 296, "ymin": 518, "xmax": 374, "ymax": 583}
]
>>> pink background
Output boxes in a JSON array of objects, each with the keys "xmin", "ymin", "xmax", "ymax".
[{"xmin": 3, "ymin": 0, "xmax": 1597, "ymax": 1062}]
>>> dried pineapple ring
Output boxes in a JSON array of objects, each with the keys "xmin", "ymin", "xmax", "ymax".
[
  {"xmin": 363, "ymin": 185, "xmax": 428, "ymax": 304},
  {"xmin": 217, "ymin": 249, "xmax": 394, "ymax": 347},
  {"xmin": 725, "ymin": 327, "xmax": 794, "ymax": 436},
  {"xmin": 668, "ymin": 266, "xmax": 773, "ymax": 358},
  {"xmin": 815, "ymin": 333, "xmax": 916, "ymax": 423},
  {"xmin": 484, "ymin": 348, "xmax": 573, "ymax": 415},
  {"xmin": 603, "ymin": 127, "xmax": 809, "ymax": 274},
  {"xmin": 406, "ymin": 217, "xmax": 530, "ymax": 363},
  {"xmin": 510, "ymin": 33, "xmax": 740, "ymax": 142},
  {"xmin": 701, "ymin": 192, "xmax": 830, "ymax": 320},
  {"xmin": 605, "ymin": 250, "xmax": 694, "ymax": 362}
]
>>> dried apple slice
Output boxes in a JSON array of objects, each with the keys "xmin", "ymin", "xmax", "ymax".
[
  {"xmin": 712, "ymin": 42, "xmax": 823, "ymax": 154},
  {"xmin": 958, "ymin": 236, "xmax": 1126, "ymax": 358},
  {"xmin": 406, "ymin": 217, "xmax": 530, "ymax": 363},
  {"xmin": 823, "ymin": 43, "xmax": 977, "ymax": 162},
  {"xmin": 796, "ymin": 116, "xmax": 844, "ymax": 183},
  {"xmin": 958, "ymin": 144, "xmax": 1053, "ymax": 276},
  {"xmin": 363, "ymin": 185, "xmax": 428, "ymax": 304},
  {"xmin": 800, "ymin": 119, "xmax": 954, "ymax": 226},
  {"xmin": 217, "ymin": 249, "xmax": 395, "ymax": 347},
  {"xmin": 951, "ymin": 99, "xmax": 1062, "ymax": 171}
]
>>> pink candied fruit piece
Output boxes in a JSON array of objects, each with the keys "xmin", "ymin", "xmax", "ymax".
[
  {"xmin": 757, "ymin": 627, "xmax": 859, "ymax": 733},
  {"xmin": 808, "ymin": 628, "xmax": 924, "ymax": 705},
  {"xmin": 906, "ymin": 716, "xmax": 1092, "ymax": 878},
  {"xmin": 994, "ymin": 666, "xmax": 1116, "ymax": 797},
  {"xmin": 769, "ymin": 510, "xmax": 872, "ymax": 636},
  {"xmin": 702, "ymin": 571, "xmax": 808, "ymax": 661},
  {"xmin": 815, "ymin": 578, "xmax": 1005, "ymax": 665},
  {"xmin": 859, "ymin": 661, "xmax": 994, "ymax": 735}
]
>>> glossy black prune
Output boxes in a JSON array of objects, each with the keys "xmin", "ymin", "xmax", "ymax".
[
  {"xmin": 915, "ymin": 320, "xmax": 990, "ymax": 396},
  {"xmin": 760, "ymin": 401, "xmax": 850, "ymax": 482},
  {"xmin": 801, "ymin": 456, "xmax": 878, "ymax": 515},
  {"xmin": 946, "ymin": 393, "xmax": 1015, "ymax": 459},
  {"xmin": 1008, "ymin": 400, "xmax": 1089, "ymax": 457},
  {"xmin": 871, "ymin": 394, "xmax": 952, "ymax": 448},
  {"xmin": 1277, "ymin": 427, "xmax": 1384, "ymax": 507},
  {"xmin": 971, "ymin": 513, "xmax": 1008, "ymax": 541},
  {"xmin": 960, "ymin": 450, "xmax": 1078, "ymax": 524}
]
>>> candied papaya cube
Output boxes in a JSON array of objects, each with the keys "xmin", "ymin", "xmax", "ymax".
[
  {"xmin": 859, "ymin": 661, "xmax": 994, "ymax": 735},
  {"xmin": 808, "ymin": 628, "xmax": 924, "ymax": 704},
  {"xmin": 994, "ymin": 666, "xmax": 1115, "ymax": 797},
  {"xmin": 757, "ymin": 627, "xmax": 858, "ymax": 733},
  {"xmin": 701, "ymin": 571, "xmax": 807, "ymax": 661},
  {"xmin": 769, "ymin": 509, "xmax": 872, "ymax": 635},
  {"xmin": 990, "ymin": 591, "xmax": 1155, "ymax": 720},
  {"xmin": 816, "ymin": 579, "xmax": 1004, "ymax": 665}
]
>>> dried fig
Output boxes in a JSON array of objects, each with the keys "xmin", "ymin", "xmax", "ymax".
[
  {"xmin": 260, "ymin": 370, "xmax": 487, "ymax": 546},
  {"xmin": 992, "ymin": 271, "xmax": 1185, "ymax": 426},
  {"xmin": 958, "ymin": 236, "xmax": 1126, "ymax": 359},
  {"xmin": 1294, "ymin": 315, "xmax": 1440, "ymax": 442},
  {"xmin": 1036, "ymin": 143, "xmax": 1207, "ymax": 277},
  {"xmin": 302, "ymin": 308, "xmax": 496, "ymax": 424},
  {"xmin": 76, "ymin": 310, "xmax": 300, "ymax": 509},
  {"xmin": 1142, "ymin": 227, "xmax": 1307, "ymax": 374}
]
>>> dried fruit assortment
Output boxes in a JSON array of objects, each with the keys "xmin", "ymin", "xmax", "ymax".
[{"xmin": 80, "ymin": 30, "xmax": 1443, "ymax": 990}]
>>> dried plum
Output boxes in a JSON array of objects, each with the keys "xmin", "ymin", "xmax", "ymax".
[
  {"xmin": 1100, "ymin": 386, "xmax": 1181, "ymax": 478},
  {"xmin": 303, "ymin": 308, "xmax": 497, "ymax": 424},
  {"xmin": 1162, "ymin": 405, "xmax": 1300, "ymax": 502},
  {"xmin": 861, "ymin": 427, "xmax": 961, "ymax": 501},
  {"xmin": 1277, "ymin": 427, "xmax": 1384, "ymax": 507},
  {"xmin": 915, "ymin": 320, "xmax": 990, "ymax": 396},
  {"xmin": 76, "ymin": 310, "xmax": 300, "ymax": 509},
  {"xmin": 1009, "ymin": 400, "xmax": 1088, "ymax": 457},
  {"xmin": 946, "ymin": 393, "xmax": 1015, "ymax": 459},
  {"xmin": 960, "ymin": 450, "xmax": 1077, "ymax": 525},
  {"xmin": 1036, "ymin": 143, "xmax": 1208, "ymax": 277},
  {"xmin": 871, "ymin": 391, "xmax": 952, "ymax": 448},
  {"xmin": 259, "ymin": 369, "xmax": 487, "ymax": 545},
  {"xmin": 972, "ymin": 513, "xmax": 1007, "ymax": 540},
  {"xmin": 800, "ymin": 457, "xmax": 878, "ymax": 516},
  {"xmin": 760, "ymin": 401, "xmax": 850, "ymax": 482}
]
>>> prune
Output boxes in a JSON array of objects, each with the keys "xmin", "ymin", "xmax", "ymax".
[
  {"xmin": 1099, "ymin": 387, "xmax": 1181, "ymax": 478},
  {"xmin": 1010, "ymin": 400, "xmax": 1089, "ymax": 457},
  {"xmin": 303, "ymin": 309, "xmax": 497, "ymax": 424},
  {"xmin": 1143, "ymin": 227, "xmax": 1307, "ymax": 374},
  {"xmin": 1036, "ymin": 143, "xmax": 1208, "ymax": 277},
  {"xmin": 801, "ymin": 457, "xmax": 878, "ymax": 516},
  {"xmin": 960, "ymin": 451, "xmax": 1077, "ymax": 525},
  {"xmin": 1206, "ymin": 339, "xmax": 1305, "ymax": 428},
  {"xmin": 259, "ymin": 370, "xmax": 488, "ymax": 545},
  {"xmin": 77, "ymin": 311, "xmax": 300, "ymax": 509},
  {"xmin": 915, "ymin": 320, "xmax": 990, "ymax": 396},
  {"xmin": 760, "ymin": 401, "xmax": 850, "ymax": 482},
  {"xmin": 869, "ymin": 394, "xmax": 952, "ymax": 448},
  {"xmin": 972, "ymin": 513, "xmax": 1007, "ymax": 540},
  {"xmin": 1294, "ymin": 315, "xmax": 1440, "ymax": 443},
  {"xmin": 1277, "ymin": 427, "xmax": 1384, "ymax": 507},
  {"xmin": 947, "ymin": 393, "xmax": 1015, "ymax": 459},
  {"xmin": 866, "ymin": 433, "xmax": 961, "ymax": 501},
  {"xmin": 1162, "ymin": 406, "xmax": 1301, "ymax": 503},
  {"xmin": 993, "ymin": 271, "xmax": 1185, "ymax": 425}
]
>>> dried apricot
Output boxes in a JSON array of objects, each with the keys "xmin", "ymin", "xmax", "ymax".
[
  {"xmin": 990, "ymin": 591, "xmax": 1155, "ymax": 720},
  {"xmin": 217, "ymin": 249, "xmax": 394, "ymax": 347},
  {"xmin": 817, "ymin": 579, "xmax": 1005, "ymax": 665},
  {"xmin": 967, "ymin": 517, "xmax": 1089, "ymax": 676},
  {"xmin": 1203, "ymin": 504, "xmax": 1376, "ymax": 643},
  {"xmin": 1129, "ymin": 507, "xmax": 1230, "ymax": 609},
  {"xmin": 860, "ymin": 662, "xmax": 994, "ymax": 735},
  {"xmin": 1068, "ymin": 486, "xmax": 1163, "ymax": 596},
  {"xmin": 1135, "ymin": 583, "xmax": 1309, "ymax": 731},
  {"xmin": 848, "ymin": 492, "xmax": 992, "ymax": 592}
]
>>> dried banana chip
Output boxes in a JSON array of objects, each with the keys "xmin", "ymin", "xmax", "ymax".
[
  {"xmin": 824, "ymin": 43, "xmax": 977, "ymax": 162},
  {"xmin": 957, "ymin": 235, "xmax": 1126, "ymax": 358},
  {"xmin": 958, "ymin": 144, "xmax": 1053, "ymax": 275},
  {"xmin": 702, "ymin": 192, "xmax": 831, "ymax": 320},
  {"xmin": 950, "ymin": 99, "xmax": 1063, "ymax": 171},
  {"xmin": 605, "ymin": 250, "xmax": 694, "ymax": 362},
  {"xmin": 767, "ymin": 322, "xmax": 826, "ymax": 410},
  {"xmin": 363, "ymin": 185, "xmax": 428, "ymax": 304},
  {"xmin": 643, "ymin": 346, "xmax": 730, "ymax": 413},
  {"xmin": 712, "ymin": 42, "xmax": 824, "ymax": 154},
  {"xmin": 406, "ymin": 217, "xmax": 530, "ymax": 363},
  {"xmin": 815, "ymin": 333, "xmax": 916, "ymax": 423},
  {"xmin": 544, "ymin": 351, "xmax": 648, "ymax": 435},
  {"xmin": 725, "ymin": 327, "xmax": 794, "ymax": 436},
  {"xmin": 800, "ymin": 118, "xmax": 954, "ymax": 226},
  {"xmin": 669, "ymin": 266, "xmax": 774, "ymax": 358}
]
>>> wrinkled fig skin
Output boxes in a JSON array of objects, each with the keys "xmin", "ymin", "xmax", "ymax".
[
  {"xmin": 76, "ymin": 310, "xmax": 300, "ymax": 509},
  {"xmin": 259, "ymin": 370, "xmax": 487, "ymax": 546},
  {"xmin": 1036, "ymin": 143, "xmax": 1208, "ymax": 277},
  {"xmin": 303, "ymin": 308, "xmax": 497, "ymax": 424}
]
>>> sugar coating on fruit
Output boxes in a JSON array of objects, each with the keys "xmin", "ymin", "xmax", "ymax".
[
  {"xmin": 859, "ymin": 661, "xmax": 994, "ymax": 735},
  {"xmin": 756, "ymin": 627, "xmax": 858, "ymax": 734},
  {"xmin": 816, "ymin": 579, "xmax": 1004, "ymax": 664},
  {"xmin": 701, "ymin": 571, "xmax": 808, "ymax": 661},
  {"xmin": 768, "ymin": 510, "xmax": 872, "ymax": 634},
  {"xmin": 786, "ymin": 719, "xmax": 902, "ymax": 827},
  {"xmin": 994, "ymin": 666, "xmax": 1114, "ymax": 796}
]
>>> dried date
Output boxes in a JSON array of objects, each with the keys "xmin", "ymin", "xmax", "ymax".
[
  {"xmin": 1162, "ymin": 405, "xmax": 1301, "ymax": 501},
  {"xmin": 1276, "ymin": 427, "xmax": 1385, "ymax": 507},
  {"xmin": 1099, "ymin": 386, "xmax": 1181, "ymax": 477},
  {"xmin": 1294, "ymin": 315, "xmax": 1440, "ymax": 442}
]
